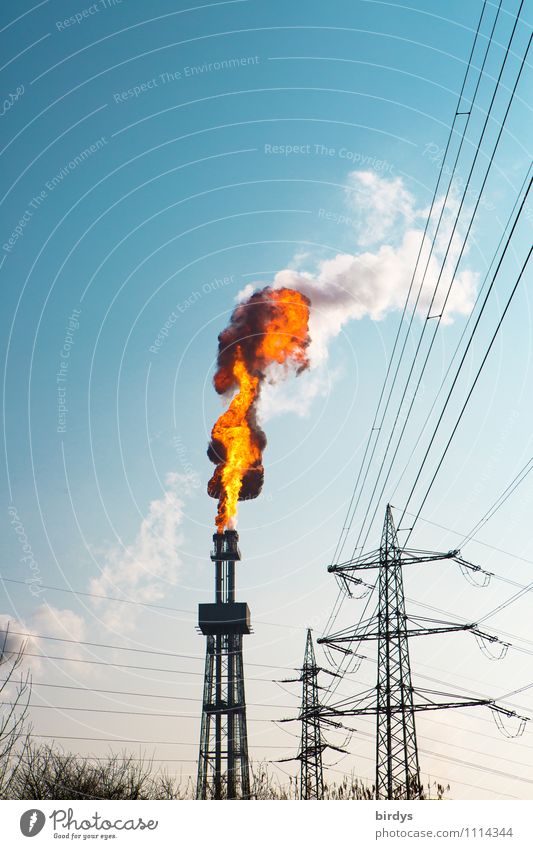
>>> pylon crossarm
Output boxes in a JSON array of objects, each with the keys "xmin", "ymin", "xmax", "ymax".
[
  {"xmin": 407, "ymin": 613, "xmax": 477, "ymax": 633},
  {"xmin": 329, "ymin": 545, "xmax": 487, "ymax": 577},
  {"xmin": 412, "ymin": 700, "xmax": 491, "ymax": 712},
  {"xmin": 405, "ymin": 625, "xmax": 473, "ymax": 637},
  {"xmin": 319, "ymin": 631, "xmax": 378, "ymax": 646},
  {"xmin": 314, "ymin": 699, "xmax": 492, "ymax": 717},
  {"xmin": 397, "ymin": 550, "xmax": 459, "ymax": 566},
  {"xmin": 328, "ymin": 557, "xmax": 381, "ymax": 573},
  {"xmin": 329, "ymin": 547, "xmax": 460, "ymax": 574},
  {"xmin": 276, "ymin": 663, "xmax": 336, "ymax": 684},
  {"xmin": 404, "ymin": 547, "xmax": 460, "ymax": 559},
  {"xmin": 413, "ymin": 686, "xmax": 493, "ymax": 711},
  {"xmin": 321, "ymin": 622, "xmax": 473, "ymax": 644},
  {"xmin": 409, "ymin": 616, "xmax": 507, "ymax": 644},
  {"xmin": 313, "ymin": 684, "xmax": 493, "ymax": 718}
]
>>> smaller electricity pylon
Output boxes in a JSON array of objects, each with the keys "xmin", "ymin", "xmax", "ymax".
[{"xmin": 277, "ymin": 629, "xmax": 350, "ymax": 799}]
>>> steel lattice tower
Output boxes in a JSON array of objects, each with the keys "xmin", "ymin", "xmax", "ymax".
[
  {"xmin": 299, "ymin": 629, "xmax": 326, "ymax": 799},
  {"xmin": 279, "ymin": 629, "xmax": 347, "ymax": 799},
  {"xmin": 375, "ymin": 505, "xmax": 420, "ymax": 799},
  {"xmin": 318, "ymin": 504, "xmax": 524, "ymax": 800},
  {"xmin": 196, "ymin": 530, "xmax": 251, "ymax": 799}
]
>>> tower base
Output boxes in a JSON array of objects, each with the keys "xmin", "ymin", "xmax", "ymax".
[{"xmin": 196, "ymin": 633, "xmax": 250, "ymax": 799}]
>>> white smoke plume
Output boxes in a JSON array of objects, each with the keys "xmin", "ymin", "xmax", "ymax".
[
  {"xmin": 89, "ymin": 472, "xmax": 191, "ymax": 632},
  {"xmin": 241, "ymin": 171, "xmax": 477, "ymax": 418}
]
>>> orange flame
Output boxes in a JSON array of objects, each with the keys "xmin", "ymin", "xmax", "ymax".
[
  {"xmin": 210, "ymin": 348, "xmax": 261, "ymax": 530},
  {"xmin": 207, "ymin": 287, "xmax": 311, "ymax": 531}
]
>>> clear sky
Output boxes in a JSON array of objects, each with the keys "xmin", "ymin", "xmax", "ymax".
[{"xmin": 1, "ymin": 0, "xmax": 532, "ymax": 799}]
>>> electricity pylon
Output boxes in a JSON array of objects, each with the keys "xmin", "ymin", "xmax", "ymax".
[
  {"xmin": 278, "ymin": 629, "xmax": 348, "ymax": 799},
  {"xmin": 318, "ymin": 505, "xmax": 526, "ymax": 799}
]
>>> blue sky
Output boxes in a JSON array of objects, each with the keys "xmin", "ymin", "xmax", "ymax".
[{"xmin": 1, "ymin": 0, "xmax": 532, "ymax": 798}]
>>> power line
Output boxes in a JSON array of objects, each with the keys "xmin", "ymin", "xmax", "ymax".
[
  {"xmin": 29, "ymin": 742, "xmax": 533, "ymax": 775},
  {"xmin": 330, "ymin": 0, "xmax": 495, "ymax": 569},
  {"xmin": 406, "ymin": 594, "xmax": 533, "ymax": 655},
  {"xmin": 0, "ymin": 577, "xmax": 191, "ymax": 615},
  {"xmin": 31, "ymin": 703, "xmax": 533, "ymax": 753},
  {"xmin": 11, "ymin": 604, "xmax": 533, "ymax": 691},
  {"xmin": 499, "ymin": 681, "xmax": 533, "ymax": 701},
  {"xmin": 7, "ymin": 656, "xmax": 276, "ymax": 682},
  {"xmin": 0, "ymin": 678, "xmax": 294, "ymax": 707},
  {"xmin": 0, "ymin": 628, "xmax": 300, "ymax": 670},
  {"xmin": 22, "ymin": 706, "xmax": 533, "ymax": 781},
  {"xmin": 389, "ymin": 161, "xmax": 533, "ymax": 504},
  {"xmin": 322, "ymin": 0, "xmax": 494, "ymax": 641},
  {"xmin": 401, "ymin": 509, "xmax": 533, "ymax": 567},
  {"xmin": 326, "ymin": 162, "xmax": 532, "ymax": 693},
  {"xmin": 356, "ymin": 717, "xmax": 531, "ymax": 772},
  {"xmin": 28, "ymin": 734, "xmax": 292, "ymax": 749},
  {"xmin": 348, "ymin": 722, "xmax": 533, "ymax": 788},
  {"xmin": 357, "ymin": 21, "xmax": 532, "ymax": 556},
  {"xmin": 402, "ymin": 243, "xmax": 533, "ymax": 545},
  {"xmin": 321, "ymin": 494, "xmax": 533, "ymax": 706},
  {"xmin": 477, "ymin": 574, "xmax": 533, "ymax": 626},
  {"xmin": 336, "ymin": 710, "xmax": 533, "ymax": 788},
  {"xmin": 419, "ymin": 747, "xmax": 533, "ymax": 787},
  {"xmin": 0, "ymin": 575, "xmax": 307, "ymax": 631},
  {"xmin": 398, "ymin": 176, "xmax": 532, "ymax": 530},
  {"xmin": 320, "ymin": 505, "xmax": 531, "ymax": 798},
  {"xmin": 6, "ymin": 651, "xmax": 218, "ymax": 676},
  {"xmin": 14, "ymin": 672, "xmax": 531, "ymax": 795},
  {"xmin": 0, "ymin": 702, "xmax": 278, "ymax": 722},
  {"xmin": 459, "ymin": 453, "xmax": 533, "ymax": 547},
  {"xmin": 8, "ymin": 541, "xmax": 533, "ymax": 677},
  {"xmin": 323, "ymin": 4, "xmax": 525, "ymax": 673},
  {"xmin": 316, "ymin": 666, "xmax": 533, "ymax": 740}
]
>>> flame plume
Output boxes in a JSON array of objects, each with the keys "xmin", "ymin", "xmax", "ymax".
[{"xmin": 207, "ymin": 287, "xmax": 311, "ymax": 530}]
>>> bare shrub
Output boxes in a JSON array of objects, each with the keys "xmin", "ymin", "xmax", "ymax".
[{"xmin": 0, "ymin": 625, "xmax": 31, "ymax": 798}]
